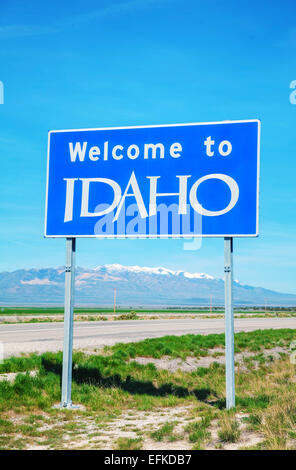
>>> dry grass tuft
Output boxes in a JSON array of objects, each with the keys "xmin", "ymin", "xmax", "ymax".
[{"xmin": 218, "ymin": 414, "xmax": 241, "ymax": 443}]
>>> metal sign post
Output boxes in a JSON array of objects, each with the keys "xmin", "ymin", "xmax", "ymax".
[
  {"xmin": 45, "ymin": 120, "xmax": 260, "ymax": 410},
  {"xmin": 224, "ymin": 237, "xmax": 235, "ymax": 409},
  {"xmin": 60, "ymin": 237, "xmax": 76, "ymax": 408}
]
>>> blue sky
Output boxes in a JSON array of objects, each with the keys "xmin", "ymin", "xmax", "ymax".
[{"xmin": 0, "ymin": 0, "xmax": 296, "ymax": 294}]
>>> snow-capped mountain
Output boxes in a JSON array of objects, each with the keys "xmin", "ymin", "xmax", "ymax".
[
  {"xmin": 0, "ymin": 264, "xmax": 295, "ymax": 306},
  {"xmin": 96, "ymin": 264, "xmax": 214, "ymax": 280}
]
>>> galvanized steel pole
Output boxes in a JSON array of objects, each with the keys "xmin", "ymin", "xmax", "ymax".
[
  {"xmin": 224, "ymin": 237, "xmax": 235, "ymax": 409},
  {"xmin": 61, "ymin": 237, "xmax": 76, "ymax": 408}
]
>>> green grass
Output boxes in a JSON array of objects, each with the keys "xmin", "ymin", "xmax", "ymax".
[
  {"xmin": 218, "ymin": 414, "xmax": 241, "ymax": 442},
  {"xmin": 115, "ymin": 437, "xmax": 143, "ymax": 450},
  {"xmin": 2, "ymin": 306, "xmax": 296, "ymax": 326},
  {"xmin": 244, "ymin": 412, "xmax": 262, "ymax": 429},
  {"xmin": 0, "ymin": 418, "xmax": 15, "ymax": 434},
  {"xmin": 105, "ymin": 328, "xmax": 296, "ymax": 359},
  {"xmin": 1, "ymin": 306, "xmax": 295, "ymax": 316},
  {"xmin": 0, "ymin": 307, "xmax": 226, "ymax": 316},
  {"xmin": 0, "ymin": 354, "xmax": 41, "ymax": 373},
  {"xmin": 6, "ymin": 313, "xmax": 296, "ymax": 326},
  {"xmin": 117, "ymin": 312, "xmax": 139, "ymax": 320},
  {"xmin": 0, "ymin": 328, "xmax": 296, "ymax": 449},
  {"xmin": 150, "ymin": 422, "xmax": 176, "ymax": 441},
  {"xmin": 184, "ymin": 415, "xmax": 212, "ymax": 449}
]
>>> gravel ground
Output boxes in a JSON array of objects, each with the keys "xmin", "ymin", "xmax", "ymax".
[
  {"xmin": 130, "ymin": 346, "xmax": 288, "ymax": 372},
  {"xmin": 5, "ymin": 405, "xmax": 265, "ymax": 450}
]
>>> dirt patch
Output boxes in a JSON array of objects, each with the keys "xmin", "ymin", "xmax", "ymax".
[
  {"xmin": 205, "ymin": 413, "xmax": 264, "ymax": 450},
  {"xmin": 5, "ymin": 405, "xmax": 265, "ymax": 450},
  {"xmin": 4, "ymin": 405, "xmax": 197, "ymax": 450},
  {"xmin": 95, "ymin": 406, "xmax": 192, "ymax": 450},
  {"xmin": 129, "ymin": 346, "xmax": 288, "ymax": 373},
  {"xmin": 0, "ymin": 370, "xmax": 38, "ymax": 382}
]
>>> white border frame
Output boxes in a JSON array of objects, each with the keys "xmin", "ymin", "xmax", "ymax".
[{"xmin": 44, "ymin": 119, "xmax": 261, "ymax": 238}]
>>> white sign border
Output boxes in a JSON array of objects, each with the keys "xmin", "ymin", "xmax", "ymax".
[{"xmin": 44, "ymin": 119, "xmax": 261, "ymax": 238}]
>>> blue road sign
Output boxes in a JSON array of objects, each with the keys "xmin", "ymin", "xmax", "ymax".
[{"xmin": 45, "ymin": 120, "xmax": 260, "ymax": 238}]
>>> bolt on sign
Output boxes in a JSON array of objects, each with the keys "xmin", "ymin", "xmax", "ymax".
[{"xmin": 45, "ymin": 120, "xmax": 260, "ymax": 238}]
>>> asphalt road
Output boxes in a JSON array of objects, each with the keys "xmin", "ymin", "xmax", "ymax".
[{"xmin": 0, "ymin": 317, "xmax": 295, "ymax": 358}]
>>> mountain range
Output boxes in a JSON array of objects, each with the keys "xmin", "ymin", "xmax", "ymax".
[{"xmin": 0, "ymin": 264, "xmax": 295, "ymax": 307}]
